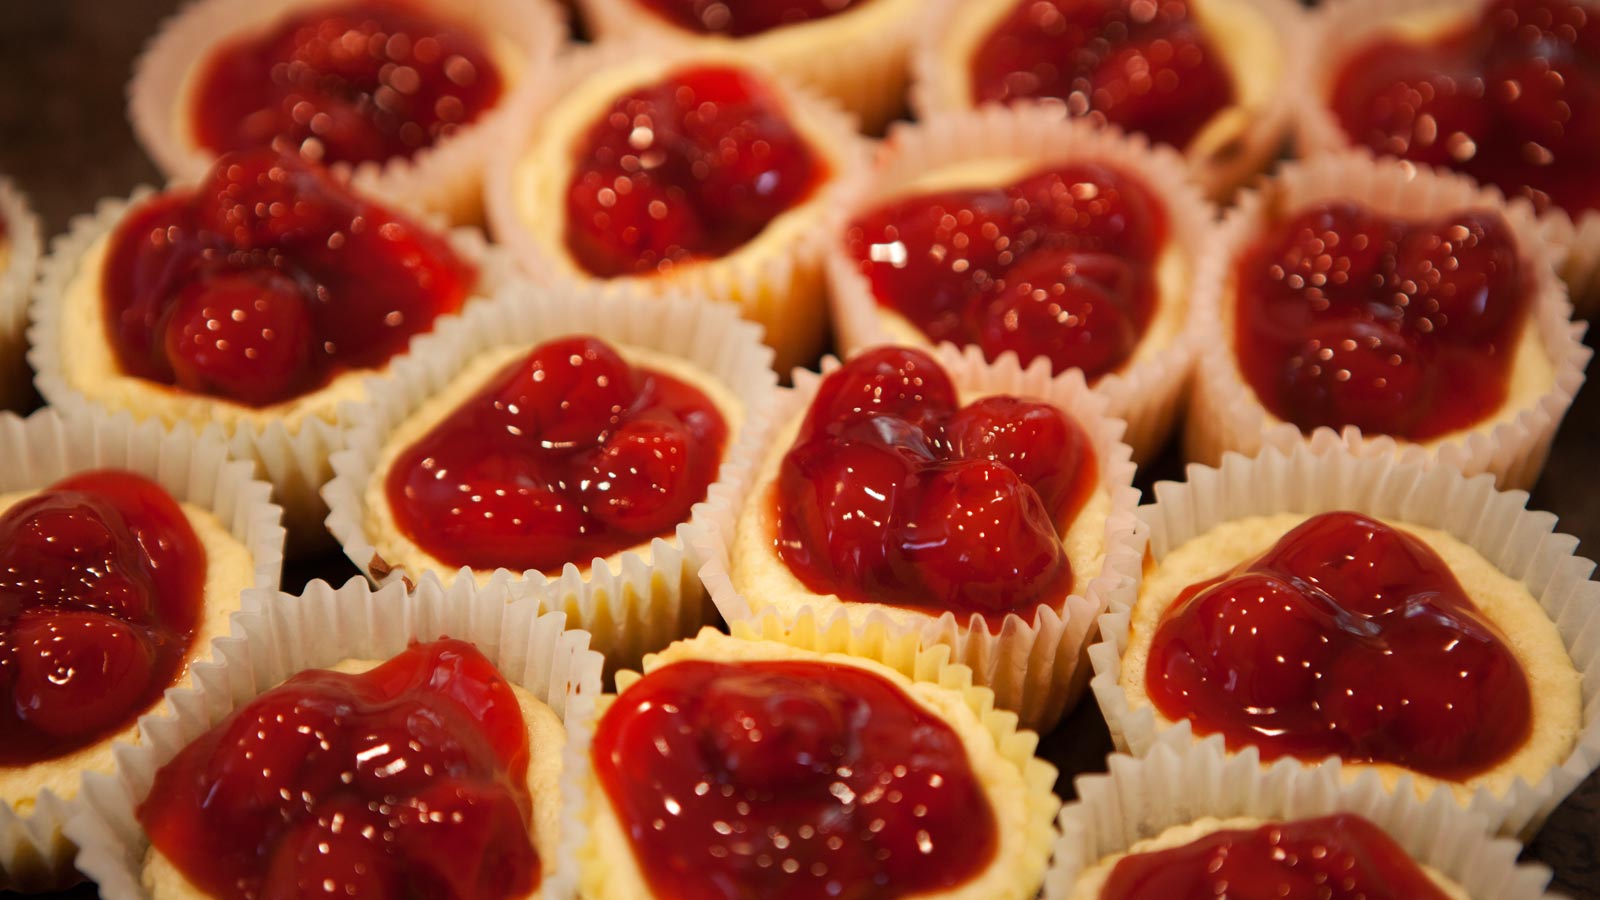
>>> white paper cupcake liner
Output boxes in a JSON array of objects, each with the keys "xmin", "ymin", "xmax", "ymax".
[
  {"xmin": 64, "ymin": 574, "xmax": 605, "ymax": 900},
  {"xmin": 564, "ymin": 623, "xmax": 1061, "ymax": 900},
  {"xmin": 1184, "ymin": 152, "xmax": 1591, "ymax": 493},
  {"xmin": 1045, "ymin": 741, "xmax": 1556, "ymax": 900},
  {"xmin": 1087, "ymin": 440, "xmax": 1600, "ymax": 839},
  {"xmin": 323, "ymin": 281, "xmax": 777, "ymax": 674},
  {"xmin": 483, "ymin": 39, "xmax": 873, "ymax": 374},
  {"xmin": 909, "ymin": 0, "xmax": 1309, "ymax": 200},
  {"xmin": 826, "ymin": 107, "xmax": 1214, "ymax": 464},
  {"xmin": 692, "ymin": 345, "xmax": 1143, "ymax": 731},
  {"xmin": 128, "ymin": 0, "xmax": 568, "ymax": 224},
  {"xmin": 27, "ymin": 183, "xmax": 515, "ymax": 552},
  {"xmin": 574, "ymin": 0, "xmax": 923, "ymax": 132},
  {"xmin": 1295, "ymin": 0, "xmax": 1600, "ymax": 320},
  {"xmin": 0, "ymin": 177, "xmax": 41, "ymax": 412},
  {"xmin": 0, "ymin": 406, "xmax": 285, "ymax": 892}
]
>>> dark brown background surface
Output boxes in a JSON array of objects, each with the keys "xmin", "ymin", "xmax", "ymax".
[{"xmin": 0, "ymin": 1, "xmax": 1596, "ymax": 896}]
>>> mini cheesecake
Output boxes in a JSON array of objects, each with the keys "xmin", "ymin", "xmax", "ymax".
[
  {"xmin": 137, "ymin": 639, "xmax": 565, "ymax": 900},
  {"xmin": 489, "ymin": 49, "xmax": 867, "ymax": 372},
  {"xmin": 579, "ymin": 630, "xmax": 1060, "ymax": 900},
  {"xmin": 359, "ymin": 334, "xmax": 742, "ymax": 582},
  {"xmin": 1068, "ymin": 815, "xmax": 1471, "ymax": 900},
  {"xmin": 1119, "ymin": 510, "xmax": 1582, "ymax": 801},
  {"xmin": 0, "ymin": 471, "xmax": 256, "ymax": 814},
  {"xmin": 915, "ymin": 0, "xmax": 1299, "ymax": 196}
]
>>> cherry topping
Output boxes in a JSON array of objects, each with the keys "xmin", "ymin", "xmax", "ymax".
[
  {"xmin": 1100, "ymin": 813, "xmax": 1454, "ymax": 900},
  {"xmin": 190, "ymin": 2, "xmax": 505, "ymax": 166},
  {"xmin": 1234, "ymin": 202, "xmax": 1531, "ymax": 440},
  {"xmin": 102, "ymin": 148, "xmax": 475, "ymax": 407},
  {"xmin": 0, "ymin": 470, "xmax": 204, "ymax": 765},
  {"xmin": 385, "ymin": 335, "xmax": 728, "ymax": 573},
  {"xmin": 774, "ymin": 347, "xmax": 1095, "ymax": 627},
  {"xmin": 564, "ymin": 64, "xmax": 825, "ymax": 278},
  {"xmin": 1331, "ymin": 0, "xmax": 1600, "ymax": 215},
  {"xmin": 637, "ymin": 0, "xmax": 867, "ymax": 36},
  {"xmin": 1145, "ymin": 511, "xmax": 1532, "ymax": 779},
  {"xmin": 591, "ymin": 658, "xmax": 998, "ymax": 900},
  {"xmin": 846, "ymin": 163, "xmax": 1166, "ymax": 382},
  {"xmin": 969, "ymin": 0, "xmax": 1237, "ymax": 150},
  {"xmin": 139, "ymin": 639, "xmax": 540, "ymax": 900}
]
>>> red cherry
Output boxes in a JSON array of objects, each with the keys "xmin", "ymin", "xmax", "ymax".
[
  {"xmin": 1009, "ymin": 166, "xmax": 1163, "ymax": 258},
  {"xmin": 1278, "ymin": 320, "xmax": 1435, "ymax": 436},
  {"xmin": 946, "ymin": 395, "xmax": 1089, "ymax": 523},
  {"xmin": 676, "ymin": 71, "xmax": 820, "ymax": 228},
  {"xmin": 584, "ymin": 417, "xmax": 696, "ymax": 536},
  {"xmin": 430, "ymin": 477, "xmax": 586, "ymax": 571},
  {"xmin": 978, "ymin": 249, "xmax": 1141, "ymax": 379},
  {"xmin": 259, "ymin": 799, "xmax": 402, "ymax": 900},
  {"xmin": 492, "ymin": 337, "xmax": 640, "ymax": 450},
  {"xmin": 194, "ymin": 149, "xmax": 351, "ymax": 251},
  {"xmin": 8, "ymin": 610, "xmax": 157, "ymax": 739},
  {"xmin": 391, "ymin": 778, "xmax": 537, "ymax": 898},
  {"xmin": 896, "ymin": 459, "xmax": 1069, "ymax": 616},
  {"xmin": 1256, "ymin": 203, "xmax": 1399, "ymax": 328},
  {"xmin": 1085, "ymin": 31, "xmax": 1236, "ymax": 149},
  {"xmin": 1339, "ymin": 53, "xmax": 1492, "ymax": 167},
  {"xmin": 698, "ymin": 672, "xmax": 851, "ymax": 789},
  {"xmin": 776, "ymin": 436, "xmax": 919, "ymax": 592},
  {"xmin": 565, "ymin": 170, "xmax": 710, "ymax": 278},
  {"xmin": 198, "ymin": 691, "xmax": 347, "ymax": 833},
  {"xmin": 1395, "ymin": 212, "xmax": 1524, "ymax": 342},
  {"xmin": 163, "ymin": 269, "xmax": 317, "ymax": 407},
  {"xmin": 804, "ymin": 347, "xmax": 959, "ymax": 435},
  {"xmin": 348, "ymin": 721, "xmax": 473, "ymax": 801},
  {"xmin": 1258, "ymin": 512, "xmax": 1457, "ymax": 618},
  {"xmin": 638, "ymin": 0, "xmax": 865, "ymax": 36}
]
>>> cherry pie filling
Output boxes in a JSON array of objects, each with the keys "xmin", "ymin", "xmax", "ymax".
[{"xmin": 637, "ymin": 0, "xmax": 868, "ymax": 36}]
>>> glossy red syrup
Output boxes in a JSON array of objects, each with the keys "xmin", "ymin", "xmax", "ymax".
[
  {"xmin": 591, "ymin": 658, "xmax": 998, "ymax": 900},
  {"xmin": 1332, "ymin": 0, "xmax": 1600, "ymax": 216},
  {"xmin": 102, "ymin": 148, "xmax": 475, "ymax": 407},
  {"xmin": 774, "ymin": 347, "xmax": 1095, "ymax": 627},
  {"xmin": 0, "ymin": 470, "xmax": 204, "ymax": 766},
  {"xmin": 1233, "ymin": 202, "xmax": 1531, "ymax": 439},
  {"xmin": 1146, "ymin": 511, "xmax": 1532, "ymax": 780},
  {"xmin": 385, "ymin": 335, "xmax": 727, "ymax": 573},
  {"xmin": 139, "ymin": 639, "xmax": 539, "ymax": 900},
  {"xmin": 191, "ymin": 1, "xmax": 504, "ymax": 166},
  {"xmin": 1100, "ymin": 813, "xmax": 1453, "ymax": 900},
  {"xmin": 970, "ymin": 0, "xmax": 1236, "ymax": 149},
  {"xmin": 639, "ymin": 0, "xmax": 866, "ymax": 35},
  {"xmin": 846, "ymin": 163, "xmax": 1166, "ymax": 382},
  {"xmin": 565, "ymin": 64, "xmax": 826, "ymax": 278}
]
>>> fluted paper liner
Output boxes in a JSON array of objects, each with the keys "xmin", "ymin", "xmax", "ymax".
[
  {"xmin": 910, "ymin": 0, "xmax": 1309, "ymax": 200},
  {"xmin": 1294, "ymin": 0, "xmax": 1600, "ymax": 319},
  {"xmin": 128, "ymin": 0, "xmax": 568, "ymax": 224},
  {"xmin": 825, "ymin": 107, "xmax": 1214, "ymax": 464},
  {"xmin": 28, "ymin": 184, "xmax": 515, "ymax": 550},
  {"xmin": 567, "ymin": 625, "xmax": 1061, "ymax": 900},
  {"xmin": 1088, "ymin": 439, "xmax": 1600, "ymax": 839},
  {"xmin": 0, "ymin": 407, "xmax": 286, "ymax": 892},
  {"xmin": 573, "ymin": 0, "xmax": 923, "ymax": 132},
  {"xmin": 1185, "ymin": 152, "xmax": 1590, "ymax": 492},
  {"xmin": 0, "ymin": 177, "xmax": 41, "ymax": 411},
  {"xmin": 323, "ymin": 282, "xmax": 778, "ymax": 673},
  {"xmin": 693, "ymin": 346, "xmax": 1143, "ymax": 731},
  {"xmin": 64, "ymin": 575, "xmax": 605, "ymax": 900},
  {"xmin": 483, "ymin": 40, "xmax": 872, "ymax": 373},
  {"xmin": 1044, "ymin": 742, "xmax": 1556, "ymax": 900}
]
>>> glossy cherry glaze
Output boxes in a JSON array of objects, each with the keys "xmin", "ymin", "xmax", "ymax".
[
  {"xmin": 0, "ymin": 470, "xmax": 205, "ymax": 766},
  {"xmin": 1146, "ymin": 511, "xmax": 1532, "ymax": 780},
  {"xmin": 139, "ymin": 639, "xmax": 539, "ymax": 900},
  {"xmin": 102, "ymin": 148, "xmax": 475, "ymax": 407},
  {"xmin": 191, "ymin": 1, "xmax": 504, "ymax": 166},
  {"xmin": 564, "ymin": 64, "xmax": 826, "ymax": 278},
  {"xmin": 1233, "ymin": 202, "xmax": 1531, "ymax": 439},
  {"xmin": 591, "ymin": 658, "xmax": 997, "ymax": 900},
  {"xmin": 385, "ymin": 336, "xmax": 727, "ymax": 572},
  {"xmin": 845, "ymin": 164, "xmax": 1167, "ymax": 382},
  {"xmin": 638, "ymin": 0, "xmax": 867, "ymax": 35},
  {"xmin": 774, "ymin": 347, "xmax": 1095, "ymax": 628},
  {"xmin": 970, "ymin": 0, "xmax": 1236, "ymax": 149},
  {"xmin": 1332, "ymin": 0, "xmax": 1600, "ymax": 216},
  {"xmin": 1100, "ymin": 813, "xmax": 1453, "ymax": 900}
]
